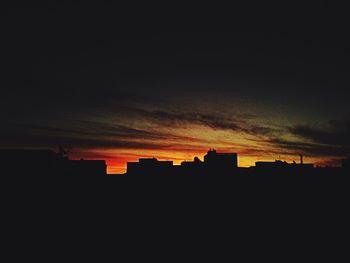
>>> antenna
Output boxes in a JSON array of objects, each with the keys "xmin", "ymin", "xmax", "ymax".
[{"xmin": 58, "ymin": 144, "xmax": 69, "ymax": 159}]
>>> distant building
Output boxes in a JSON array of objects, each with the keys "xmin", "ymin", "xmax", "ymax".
[
  {"xmin": 342, "ymin": 158, "xmax": 350, "ymax": 169},
  {"xmin": 126, "ymin": 150, "xmax": 238, "ymax": 176},
  {"xmin": 0, "ymin": 149, "xmax": 106, "ymax": 176},
  {"xmin": 181, "ymin": 157, "xmax": 203, "ymax": 167},
  {"xmin": 0, "ymin": 149, "xmax": 60, "ymax": 175},
  {"xmin": 62, "ymin": 160, "xmax": 107, "ymax": 176},
  {"xmin": 127, "ymin": 158, "xmax": 173, "ymax": 175},
  {"xmin": 203, "ymin": 149, "xmax": 238, "ymax": 168},
  {"xmin": 255, "ymin": 160, "xmax": 289, "ymax": 169},
  {"xmin": 254, "ymin": 157, "xmax": 313, "ymax": 174}
]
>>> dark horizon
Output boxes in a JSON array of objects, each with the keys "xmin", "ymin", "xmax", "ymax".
[
  {"xmin": 1, "ymin": 2, "xmax": 350, "ymax": 174},
  {"xmin": 1, "ymin": 147, "xmax": 349, "ymax": 176}
]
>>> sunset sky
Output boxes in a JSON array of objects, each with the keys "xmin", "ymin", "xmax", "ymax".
[{"xmin": 1, "ymin": 3, "xmax": 350, "ymax": 174}]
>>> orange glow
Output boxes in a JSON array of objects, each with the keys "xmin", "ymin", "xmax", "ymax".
[{"xmin": 68, "ymin": 123, "xmax": 337, "ymax": 174}]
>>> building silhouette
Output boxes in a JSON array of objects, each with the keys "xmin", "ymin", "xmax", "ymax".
[
  {"xmin": 0, "ymin": 148, "xmax": 106, "ymax": 177},
  {"xmin": 124, "ymin": 149, "xmax": 349, "ymax": 177},
  {"xmin": 204, "ymin": 149, "xmax": 238, "ymax": 168},
  {"xmin": 2, "ymin": 146, "xmax": 348, "ymax": 177},
  {"xmin": 127, "ymin": 149, "xmax": 238, "ymax": 176},
  {"xmin": 254, "ymin": 158, "xmax": 313, "ymax": 175},
  {"xmin": 342, "ymin": 158, "xmax": 350, "ymax": 169},
  {"xmin": 127, "ymin": 158, "xmax": 174, "ymax": 176},
  {"xmin": 255, "ymin": 154, "xmax": 313, "ymax": 170},
  {"xmin": 180, "ymin": 156, "xmax": 203, "ymax": 168}
]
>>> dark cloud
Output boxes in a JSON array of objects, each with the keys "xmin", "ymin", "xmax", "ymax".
[
  {"xmin": 115, "ymin": 105, "xmax": 279, "ymax": 138},
  {"xmin": 268, "ymin": 120, "xmax": 350, "ymax": 157},
  {"xmin": 143, "ymin": 110, "xmax": 242, "ymax": 131},
  {"xmin": 0, "ymin": 119, "xmax": 213, "ymax": 151},
  {"xmin": 244, "ymin": 125, "xmax": 280, "ymax": 137},
  {"xmin": 268, "ymin": 137, "xmax": 350, "ymax": 158},
  {"xmin": 242, "ymin": 120, "xmax": 350, "ymax": 158},
  {"xmin": 288, "ymin": 120, "xmax": 350, "ymax": 146},
  {"xmin": 20, "ymin": 122, "xmax": 165, "ymax": 141},
  {"xmin": 0, "ymin": 132, "xmax": 165, "ymax": 151},
  {"xmin": 237, "ymin": 147, "xmax": 283, "ymax": 157}
]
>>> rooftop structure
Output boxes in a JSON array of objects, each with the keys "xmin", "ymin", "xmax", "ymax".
[
  {"xmin": 127, "ymin": 158, "xmax": 173, "ymax": 175},
  {"xmin": 0, "ymin": 148, "xmax": 106, "ymax": 176},
  {"xmin": 204, "ymin": 149, "xmax": 238, "ymax": 168},
  {"xmin": 342, "ymin": 158, "xmax": 350, "ymax": 169}
]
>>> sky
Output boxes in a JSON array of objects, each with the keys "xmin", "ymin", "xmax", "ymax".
[{"xmin": 1, "ymin": 2, "xmax": 350, "ymax": 173}]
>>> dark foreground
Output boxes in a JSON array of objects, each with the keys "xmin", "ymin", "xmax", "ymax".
[
  {"xmin": 3, "ymin": 169, "xmax": 350, "ymax": 259},
  {"xmin": 5, "ymin": 170, "xmax": 350, "ymax": 197}
]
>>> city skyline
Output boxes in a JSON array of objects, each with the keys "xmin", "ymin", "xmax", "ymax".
[
  {"xmin": 1, "ymin": 147, "xmax": 348, "ymax": 176},
  {"xmin": 1, "ymin": 3, "xmax": 350, "ymax": 174}
]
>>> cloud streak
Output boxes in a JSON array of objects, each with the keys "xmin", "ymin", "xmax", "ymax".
[
  {"xmin": 288, "ymin": 120, "xmax": 350, "ymax": 146},
  {"xmin": 112, "ymin": 105, "xmax": 279, "ymax": 137},
  {"xmin": 259, "ymin": 120, "xmax": 350, "ymax": 158},
  {"xmin": 3, "ymin": 91, "xmax": 350, "ymax": 171}
]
